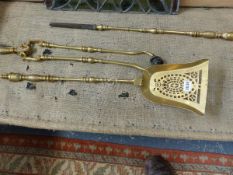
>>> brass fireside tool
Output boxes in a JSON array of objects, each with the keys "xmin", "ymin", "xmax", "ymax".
[
  {"xmin": 50, "ymin": 23, "xmax": 233, "ymax": 41},
  {"xmin": 1, "ymin": 59, "xmax": 209, "ymax": 115},
  {"xmin": 0, "ymin": 40, "xmax": 163, "ymax": 63}
]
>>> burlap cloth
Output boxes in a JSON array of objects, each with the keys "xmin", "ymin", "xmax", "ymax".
[{"xmin": 0, "ymin": 1, "xmax": 232, "ymax": 140}]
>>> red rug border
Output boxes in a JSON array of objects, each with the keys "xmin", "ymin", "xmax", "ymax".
[{"xmin": 0, "ymin": 133, "xmax": 232, "ymax": 167}]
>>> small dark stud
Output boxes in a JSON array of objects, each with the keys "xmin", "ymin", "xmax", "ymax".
[
  {"xmin": 26, "ymin": 82, "xmax": 36, "ymax": 90},
  {"xmin": 26, "ymin": 65, "xmax": 30, "ymax": 71},
  {"xmin": 118, "ymin": 92, "xmax": 129, "ymax": 98},
  {"xmin": 43, "ymin": 49, "xmax": 52, "ymax": 56},
  {"xmin": 68, "ymin": 89, "xmax": 77, "ymax": 96},
  {"xmin": 150, "ymin": 56, "xmax": 164, "ymax": 65}
]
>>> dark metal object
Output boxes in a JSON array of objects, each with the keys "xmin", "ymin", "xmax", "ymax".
[
  {"xmin": 50, "ymin": 23, "xmax": 97, "ymax": 30},
  {"xmin": 150, "ymin": 56, "xmax": 164, "ymax": 65},
  {"xmin": 45, "ymin": 0, "xmax": 180, "ymax": 14}
]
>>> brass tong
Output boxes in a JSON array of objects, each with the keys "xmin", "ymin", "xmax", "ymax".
[{"xmin": 0, "ymin": 40, "xmax": 157, "ymax": 62}]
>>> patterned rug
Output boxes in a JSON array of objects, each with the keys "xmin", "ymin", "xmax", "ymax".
[{"xmin": 0, "ymin": 133, "xmax": 232, "ymax": 175}]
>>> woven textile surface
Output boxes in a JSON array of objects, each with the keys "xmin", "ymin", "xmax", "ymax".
[
  {"xmin": 0, "ymin": 1, "xmax": 233, "ymax": 140},
  {"xmin": 0, "ymin": 133, "xmax": 232, "ymax": 174}
]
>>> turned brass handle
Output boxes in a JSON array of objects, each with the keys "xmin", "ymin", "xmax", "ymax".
[
  {"xmin": 185, "ymin": 31, "xmax": 233, "ymax": 40},
  {"xmin": 0, "ymin": 47, "xmax": 16, "ymax": 54},
  {"xmin": 96, "ymin": 24, "xmax": 233, "ymax": 41},
  {"xmin": 0, "ymin": 73, "xmax": 59, "ymax": 82},
  {"xmin": 0, "ymin": 73, "xmax": 138, "ymax": 85}
]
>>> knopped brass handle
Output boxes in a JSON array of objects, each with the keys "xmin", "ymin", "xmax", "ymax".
[
  {"xmin": 0, "ymin": 47, "xmax": 17, "ymax": 54},
  {"xmin": 0, "ymin": 73, "xmax": 142, "ymax": 86},
  {"xmin": 96, "ymin": 25, "xmax": 233, "ymax": 41}
]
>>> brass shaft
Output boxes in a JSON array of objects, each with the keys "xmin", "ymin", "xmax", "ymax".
[{"xmin": 96, "ymin": 25, "xmax": 233, "ymax": 41}]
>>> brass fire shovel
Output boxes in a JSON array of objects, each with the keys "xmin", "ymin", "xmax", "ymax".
[{"xmin": 0, "ymin": 58, "xmax": 209, "ymax": 115}]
